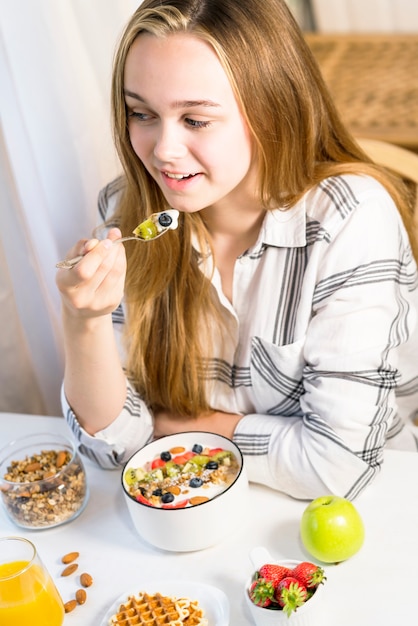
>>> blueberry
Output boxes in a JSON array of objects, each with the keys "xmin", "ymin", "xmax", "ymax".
[
  {"xmin": 152, "ymin": 488, "xmax": 163, "ymax": 497},
  {"xmin": 189, "ymin": 477, "xmax": 203, "ymax": 488},
  {"xmin": 192, "ymin": 443, "xmax": 203, "ymax": 454},
  {"xmin": 205, "ymin": 461, "xmax": 218, "ymax": 470},
  {"xmin": 160, "ymin": 451, "xmax": 171, "ymax": 462},
  {"xmin": 161, "ymin": 492, "xmax": 175, "ymax": 504},
  {"xmin": 158, "ymin": 213, "xmax": 173, "ymax": 227}
]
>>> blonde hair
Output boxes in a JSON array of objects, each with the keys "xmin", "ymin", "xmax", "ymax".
[{"xmin": 110, "ymin": 0, "xmax": 417, "ymax": 416}]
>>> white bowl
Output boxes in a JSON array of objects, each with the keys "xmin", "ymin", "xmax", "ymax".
[
  {"xmin": 245, "ymin": 556, "xmax": 326, "ymax": 626},
  {"xmin": 121, "ymin": 431, "xmax": 248, "ymax": 551}
]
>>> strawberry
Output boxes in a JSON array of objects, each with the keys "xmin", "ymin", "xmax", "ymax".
[
  {"xmin": 135, "ymin": 493, "xmax": 152, "ymax": 506},
  {"xmin": 248, "ymin": 578, "xmax": 275, "ymax": 607},
  {"xmin": 151, "ymin": 458, "xmax": 166, "ymax": 469},
  {"xmin": 258, "ymin": 563, "xmax": 292, "ymax": 587},
  {"xmin": 275, "ymin": 576, "xmax": 308, "ymax": 617},
  {"xmin": 208, "ymin": 447, "xmax": 224, "ymax": 456},
  {"xmin": 292, "ymin": 562, "xmax": 326, "ymax": 589}
]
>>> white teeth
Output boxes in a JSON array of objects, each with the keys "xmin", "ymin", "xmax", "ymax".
[{"xmin": 165, "ymin": 172, "xmax": 194, "ymax": 180}]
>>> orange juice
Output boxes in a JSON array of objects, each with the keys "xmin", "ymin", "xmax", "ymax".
[{"xmin": 0, "ymin": 560, "xmax": 64, "ymax": 626}]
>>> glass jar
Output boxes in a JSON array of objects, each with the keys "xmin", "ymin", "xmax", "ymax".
[{"xmin": 0, "ymin": 432, "xmax": 88, "ymax": 529}]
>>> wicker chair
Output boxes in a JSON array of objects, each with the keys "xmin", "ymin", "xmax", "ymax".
[{"xmin": 356, "ymin": 137, "xmax": 418, "ymax": 235}]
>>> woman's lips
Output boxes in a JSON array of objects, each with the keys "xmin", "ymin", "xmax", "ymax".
[{"xmin": 161, "ymin": 171, "xmax": 201, "ymax": 190}]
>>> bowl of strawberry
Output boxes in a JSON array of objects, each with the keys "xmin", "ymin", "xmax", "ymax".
[{"xmin": 245, "ymin": 548, "xmax": 326, "ymax": 625}]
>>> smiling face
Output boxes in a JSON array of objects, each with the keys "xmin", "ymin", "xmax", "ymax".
[{"xmin": 123, "ymin": 33, "xmax": 259, "ymax": 216}]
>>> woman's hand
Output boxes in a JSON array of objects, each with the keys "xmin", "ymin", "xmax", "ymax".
[
  {"xmin": 56, "ymin": 228, "xmax": 126, "ymax": 320},
  {"xmin": 57, "ymin": 228, "xmax": 128, "ymax": 433},
  {"xmin": 153, "ymin": 408, "xmax": 243, "ymax": 440}
]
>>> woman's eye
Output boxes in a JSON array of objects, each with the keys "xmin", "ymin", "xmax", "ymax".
[
  {"xmin": 128, "ymin": 111, "xmax": 152, "ymax": 122},
  {"xmin": 186, "ymin": 118, "xmax": 212, "ymax": 129}
]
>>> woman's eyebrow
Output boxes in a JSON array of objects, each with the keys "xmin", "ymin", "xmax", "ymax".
[{"xmin": 124, "ymin": 89, "xmax": 220, "ymax": 109}]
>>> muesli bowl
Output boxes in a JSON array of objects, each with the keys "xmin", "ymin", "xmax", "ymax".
[
  {"xmin": 121, "ymin": 431, "xmax": 248, "ymax": 552},
  {"xmin": 0, "ymin": 432, "xmax": 88, "ymax": 529}
]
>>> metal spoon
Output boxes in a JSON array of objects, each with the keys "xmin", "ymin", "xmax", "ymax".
[{"xmin": 56, "ymin": 210, "xmax": 179, "ymax": 270}]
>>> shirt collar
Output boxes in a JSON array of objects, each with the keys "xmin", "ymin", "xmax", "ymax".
[
  {"xmin": 257, "ymin": 198, "xmax": 307, "ymax": 249},
  {"xmin": 193, "ymin": 195, "xmax": 307, "ymax": 262}
]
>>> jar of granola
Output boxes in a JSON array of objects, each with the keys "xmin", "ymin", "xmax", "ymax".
[{"xmin": 0, "ymin": 432, "xmax": 89, "ymax": 529}]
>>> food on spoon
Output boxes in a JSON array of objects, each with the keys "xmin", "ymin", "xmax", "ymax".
[
  {"xmin": 124, "ymin": 443, "xmax": 239, "ymax": 508},
  {"xmin": 132, "ymin": 209, "xmax": 179, "ymax": 240},
  {"xmin": 108, "ymin": 591, "xmax": 208, "ymax": 625}
]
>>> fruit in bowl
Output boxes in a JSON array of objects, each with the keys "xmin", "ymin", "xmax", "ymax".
[
  {"xmin": 121, "ymin": 432, "xmax": 248, "ymax": 552},
  {"xmin": 300, "ymin": 495, "xmax": 365, "ymax": 563},
  {"xmin": 245, "ymin": 551, "xmax": 326, "ymax": 625},
  {"xmin": 124, "ymin": 441, "xmax": 239, "ymax": 509}
]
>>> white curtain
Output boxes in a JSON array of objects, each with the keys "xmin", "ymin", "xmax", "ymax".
[
  {"xmin": 0, "ymin": 0, "xmax": 310, "ymax": 418},
  {"xmin": 0, "ymin": 0, "xmax": 140, "ymax": 416},
  {"xmin": 311, "ymin": 0, "xmax": 418, "ymax": 32}
]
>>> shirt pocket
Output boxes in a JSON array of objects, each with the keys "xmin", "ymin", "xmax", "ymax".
[{"xmin": 250, "ymin": 335, "xmax": 306, "ymax": 416}]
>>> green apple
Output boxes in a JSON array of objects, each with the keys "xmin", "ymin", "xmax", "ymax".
[{"xmin": 300, "ymin": 495, "xmax": 365, "ymax": 563}]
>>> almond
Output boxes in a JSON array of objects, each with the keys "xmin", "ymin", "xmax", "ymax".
[
  {"xmin": 166, "ymin": 485, "xmax": 181, "ymax": 495},
  {"xmin": 64, "ymin": 600, "xmax": 77, "ymax": 613},
  {"xmin": 189, "ymin": 496, "xmax": 209, "ymax": 506},
  {"xmin": 56, "ymin": 450, "xmax": 67, "ymax": 468},
  {"xmin": 61, "ymin": 563, "xmax": 78, "ymax": 577},
  {"xmin": 80, "ymin": 572, "xmax": 93, "ymax": 587},
  {"xmin": 24, "ymin": 462, "xmax": 41, "ymax": 472},
  {"xmin": 61, "ymin": 551, "xmax": 79, "ymax": 564},
  {"xmin": 75, "ymin": 588, "xmax": 87, "ymax": 605},
  {"xmin": 169, "ymin": 446, "xmax": 186, "ymax": 454}
]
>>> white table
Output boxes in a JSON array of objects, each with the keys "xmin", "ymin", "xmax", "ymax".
[{"xmin": 1, "ymin": 413, "xmax": 417, "ymax": 625}]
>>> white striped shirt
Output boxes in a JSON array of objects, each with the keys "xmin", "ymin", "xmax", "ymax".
[{"xmin": 63, "ymin": 174, "xmax": 418, "ymax": 499}]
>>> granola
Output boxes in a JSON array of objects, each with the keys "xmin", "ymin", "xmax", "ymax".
[{"xmin": 1, "ymin": 448, "xmax": 87, "ymax": 528}]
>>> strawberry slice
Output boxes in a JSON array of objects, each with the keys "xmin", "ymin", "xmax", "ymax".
[
  {"xmin": 172, "ymin": 455, "xmax": 188, "ymax": 464},
  {"xmin": 136, "ymin": 494, "xmax": 153, "ymax": 507},
  {"xmin": 208, "ymin": 448, "xmax": 223, "ymax": 456},
  {"xmin": 151, "ymin": 458, "xmax": 166, "ymax": 469}
]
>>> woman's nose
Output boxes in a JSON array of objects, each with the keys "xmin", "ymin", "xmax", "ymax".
[{"xmin": 153, "ymin": 122, "xmax": 187, "ymax": 162}]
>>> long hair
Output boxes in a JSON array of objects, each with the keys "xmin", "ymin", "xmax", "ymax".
[{"xmin": 110, "ymin": 0, "xmax": 417, "ymax": 416}]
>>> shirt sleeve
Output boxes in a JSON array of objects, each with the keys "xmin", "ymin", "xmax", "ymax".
[
  {"xmin": 62, "ymin": 379, "xmax": 154, "ymax": 469},
  {"xmin": 234, "ymin": 185, "xmax": 418, "ymax": 500}
]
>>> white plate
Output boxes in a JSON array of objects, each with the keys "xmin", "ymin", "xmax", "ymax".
[{"xmin": 100, "ymin": 580, "xmax": 229, "ymax": 626}]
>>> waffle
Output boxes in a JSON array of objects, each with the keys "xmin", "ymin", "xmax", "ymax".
[{"xmin": 108, "ymin": 592, "xmax": 208, "ymax": 626}]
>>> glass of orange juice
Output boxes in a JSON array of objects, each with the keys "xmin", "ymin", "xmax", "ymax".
[{"xmin": 0, "ymin": 536, "xmax": 64, "ymax": 626}]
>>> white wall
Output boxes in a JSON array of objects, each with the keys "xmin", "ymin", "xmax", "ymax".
[{"xmin": 311, "ymin": 0, "xmax": 418, "ymax": 32}]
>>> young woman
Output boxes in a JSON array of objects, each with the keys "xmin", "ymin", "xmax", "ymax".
[{"xmin": 56, "ymin": 0, "xmax": 418, "ymax": 500}]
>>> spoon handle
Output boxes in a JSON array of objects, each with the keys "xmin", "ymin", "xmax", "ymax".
[{"xmin": 55, "ymin": 235, "xmax": 162, "ymax": 270}]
